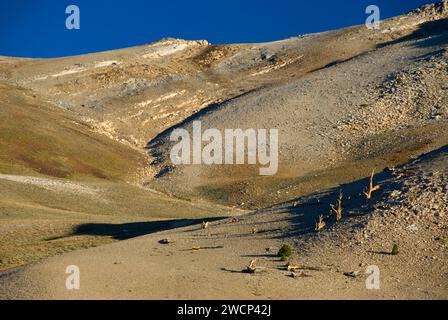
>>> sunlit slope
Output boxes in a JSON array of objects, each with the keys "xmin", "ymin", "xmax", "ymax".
[{"xmin": 0, "ymin": 82, "xmax": 147, "ymax": 181}]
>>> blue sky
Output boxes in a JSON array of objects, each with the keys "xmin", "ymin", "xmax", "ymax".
[{"xmin": 0, "ymin": 0, "xmax": 437, "ymax": 58}]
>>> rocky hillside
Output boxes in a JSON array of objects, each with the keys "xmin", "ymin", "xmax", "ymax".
[
  {"xmin": 1, "ymin": 144, "xmax": 446, "ymax": 299},
  {"xmin": 146, "ymin": 3, "xmax": 448, "ymax": 208}
]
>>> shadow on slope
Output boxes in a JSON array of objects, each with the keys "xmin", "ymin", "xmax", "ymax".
[
  {"xmin": 68, "ymin": 217, "xmax": 224, "ymax": 240},
  {"xmin": 270, "ymin": 144, "xmax": 448, "ymax": 239},
  {"xmin": 378, "ymin": 18, "xmax": 448, "ymax": 49}
]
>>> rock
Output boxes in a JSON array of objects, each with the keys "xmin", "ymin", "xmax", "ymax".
[
  {"xmin": 343, "ymin": 271, "xmax": 360, "ymax": 278},
  {"xmin": 159, "ymin": 238, "xmax": 173, "ymax": 244}
]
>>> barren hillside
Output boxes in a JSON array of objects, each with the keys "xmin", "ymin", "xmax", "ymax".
[
  {"xmin": 0, "ymin": 1, "xmax": 447, "ymax": 299},
  {"xmin": 1, "ymin": 144, "xmax": 446, "ymax": 299}
]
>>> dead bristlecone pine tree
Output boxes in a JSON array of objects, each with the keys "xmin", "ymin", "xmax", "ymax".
[
  {"xmin": 330, "ymin": 190, "xmax": 343, "ymax": 222},
  {"xmin": 363, "ymin": 169, "xmax": 380, "ymax": 200},
  {"xmin": 315, "ymin": 215, "xmax": 326, "ymax": 232}
]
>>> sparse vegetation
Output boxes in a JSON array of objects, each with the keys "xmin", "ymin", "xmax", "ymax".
[
  {"xmin": 391, "ymin": 244, "xmax": 399, "ymax": 255},
  {"xmin": 363, "ymin": 170, "xmax": 380, "ymax": 199},
  {"xmin": 0, "ymin": 84, "xmax": 148, "ymax": 181},
  {"xmin": 2, "ymin": 0, "xmax": 448, "ymax": 299},
  {"xmin": 277, "ymin": 244, "xmax": 292, "ymax": 261}
]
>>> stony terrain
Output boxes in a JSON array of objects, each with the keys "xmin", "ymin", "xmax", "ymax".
[
  {"xmin": 147, "ymin": 12, "xmax": 448, "ymax": 209},
  {"xmin": 1, "ymin": 145, "xmax": 446, "ymax": 299},
  {"xmin": 0, "ymin": 1, "xmax": 447, "ymax": 299}
]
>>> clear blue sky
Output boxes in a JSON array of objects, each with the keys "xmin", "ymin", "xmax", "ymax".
[{"xmin": 0, "ymin": 0, "xmax": 437, "ymax": 58}]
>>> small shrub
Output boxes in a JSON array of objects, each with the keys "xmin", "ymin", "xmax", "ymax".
[
  {"xmin": 391, "ymin": 244, "xmax": 399, "ymax": 255},
  {"xmin": 277, "ymin": 244, "xmax": 292, "ymax": 260}
]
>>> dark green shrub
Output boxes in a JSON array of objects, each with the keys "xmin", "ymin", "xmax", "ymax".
[
  {"xmin": 280, "ymin": 255, "xmax": 289, "ymax": 262},
  {"xmin": 391, "ymin": 244, "xmax": 399, "ymax": 255},
  {"xmin": 277, "ymin": 244, "xmax": 292, "ymax": 260}
]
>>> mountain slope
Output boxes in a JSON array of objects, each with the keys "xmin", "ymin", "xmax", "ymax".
[
  {"xmin": 0, "ymin": 82, "xmax": 236, "ymax": 271},
  {"xmin": 1, "ymin": 145, "xmax": 446, "ymax": 299},
  {"xmin": 147, "ymin": 12, "xmax": 448, "ymax": 208},
  {"xmin": 0, "ymin": 1, "xmax": 447, "ymax": 297},
  {"xmin": 0, "ymin": 82, "xmax": 148, "ymax": 181}
]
